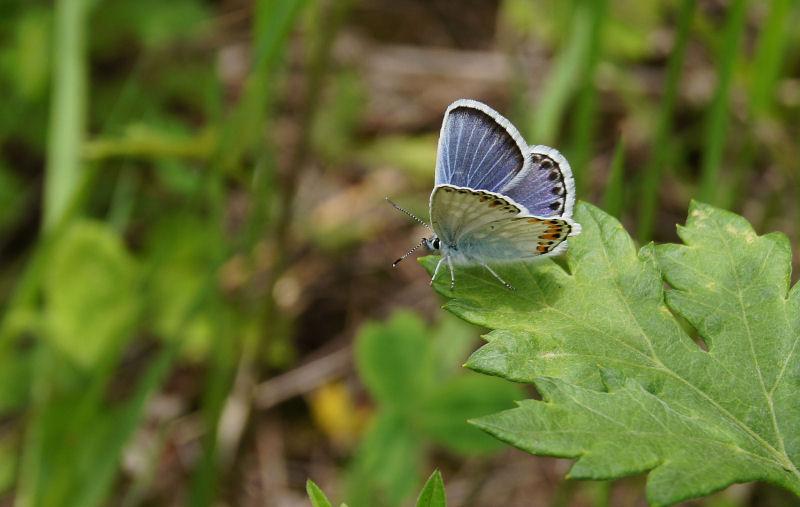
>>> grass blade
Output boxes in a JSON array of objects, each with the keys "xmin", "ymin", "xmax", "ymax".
[
  {"xmin": 602, "ymin": 137, "xmax": 625, "ymax": 219},
  {"xmin": 43, "ymin": 0, "xmax": 89, "ymax": 232},
  {"xmin": 697, "ymin": 0, "xmax": 749, "ymax": 205},
  {"xmin": 527, "ymin": 2, "xmax": 592, "ymax": 146},
  {"xmin": 750, "ymin": 0, "xmax": 794, "ymax": 117},
  {"xmin": 637, "ymin": 0, "xmax": 694, "ymax": 242},
  {"xmin": 569, "ymin": 0, "xmax": 608, "ymax": 197}
]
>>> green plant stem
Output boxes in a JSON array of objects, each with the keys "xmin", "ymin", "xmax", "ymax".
[
  {"xmin": 698, "ymin": 0, "xmax": 748, "ymax": 205},
  {"xmin": 637, "ymin": 0, "xmax": 693, "ymax": 243},
  {"xmin": 750, "ymin": 0, "xmax": 794, "ymax": 117},
  {"xmin": 729, "ymin": 0, "xmax": 796, "ymax": 209},
  {"xmin": 569, "ymin": 0, "xmax": 607, "ymax": 198},
  {"xmin": 43, "ymin": 0, "xmax": 89, "ymax": 232},
  {"xmin": 528, "ymin": 1, "xmax": 592, "ymax": 145},
  {"xmin": 603, "ymin": 137, "xmax": 625, "ymax": 219}
]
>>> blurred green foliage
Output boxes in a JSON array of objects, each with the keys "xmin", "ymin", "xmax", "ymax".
[
  {"xmin": 0, "ymin": 0, "xmax": 797, "ymax": 504},
  {"xmin": 348, "ymin": 311, "xmax": 523, "ymax": 505}
]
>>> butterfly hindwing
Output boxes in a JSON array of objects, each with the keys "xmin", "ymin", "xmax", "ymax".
[
  {"xmin": 458, "ymin": 214, "xmax": 576, "ymax": 261},
  {"xmin": 500, "ymin": 145, "xmax": 576, "ymax": 218},
  {"xmin": 434, "ymin": 100, "xmax": 530, "ymax": 192}
]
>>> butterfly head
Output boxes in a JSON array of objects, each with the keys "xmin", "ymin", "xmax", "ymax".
[{"xmin": 422, "ymin": 235, "xmax": 441, "ymax": 253}]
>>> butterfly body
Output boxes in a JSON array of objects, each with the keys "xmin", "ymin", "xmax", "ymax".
[{"xmin": 391, "ymin": 99, "xmax": 581, "ymax": 290}]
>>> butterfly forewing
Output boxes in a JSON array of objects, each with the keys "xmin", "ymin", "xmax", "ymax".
[
  {"xmin": 430, "ymin": 185, "xmax": 524, "ymax": 247},
  {"xmin": 435, "ymin": 100, "xmax": 530, "ymax": 192}
]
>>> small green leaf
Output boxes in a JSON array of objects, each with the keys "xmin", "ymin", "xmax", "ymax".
[
  {"xmin": 44, "ymin": 220, "xmax": 138, "ymax": 367},
  {"xmin": 307, "ymin": 479, "xmax": 334, "ymax": 507},
  {"xmin": 415, "ymin": 470, "xmax": 446, "ymax": 507},
  {"xmin": 422, "ymin": 201, "xmax": 800, "ymax": 505}
]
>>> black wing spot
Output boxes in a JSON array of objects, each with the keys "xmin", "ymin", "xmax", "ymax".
[
  {"xmin": 541, "ymin": 159, "xmax": 554, "ymax": 170},
  {"xmin": 551, "ymin": 186, "xmax": 562, "ymax": 195},
  {"xmin": 549, "ymin": 202, "xmax": 561, "ymax": 210},
  {"xmin": 548, "ymin": 171, "xmax": 559, "ymax": 181}
]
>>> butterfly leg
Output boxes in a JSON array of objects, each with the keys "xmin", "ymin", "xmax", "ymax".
[
  {"xmin": 430, "ymin": 257, "xmax": 446, "ymax": 286},
  {"xmin": 446, "ymin": 255, "xmax": 456, "ymax": 290},
  {"xmin": 480, "ymin": 262, "xmax": 515, "ymax": 291}
]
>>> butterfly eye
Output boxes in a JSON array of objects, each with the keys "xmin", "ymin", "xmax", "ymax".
[{"xmin": 433, "ymin": 238, "xmax": 441, "ymax": 249}]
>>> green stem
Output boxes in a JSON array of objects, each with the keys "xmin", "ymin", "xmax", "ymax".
[
  {"xmin": 637, "ymin": 0, "xmax": 693, "ymax": 242},
  {"xmin": 528, "ymin": 1, "xmax": 592, "ymax": 145},
  {"xmin": 569, "ymin": 0, "xmax": 607, "ymax": 198},
  {"xmin": 43, "ymin": 0, "xmax": 89, "ymax": 232},
  {"xmin": 697, "ymin": 0, "xmax": 748, "ymax": 205}
]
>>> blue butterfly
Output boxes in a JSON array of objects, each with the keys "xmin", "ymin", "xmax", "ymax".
[{"xmin": 389, "ymin": 99, "xmax": 581, "ymax": 291}]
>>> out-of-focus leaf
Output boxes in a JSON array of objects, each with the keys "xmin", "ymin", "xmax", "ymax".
[
  {"xmin": 0, "ymin": 165, "xmax": 29, "ymax": 232},
  {"xmin": 44, "ymin": 220, "xmax": 138, "ymax": 367},
  {"xmin": 0, "ymin": 345, "xmax": 34, "ymax": 411},
  {"xmin": 144, "ymin": 214, "xmax": 218, "ymax": 360},
  {"xmin": 355, "ymin": 311, "xmax": 436, "ymax": 409},
  {"xmin": 0, "ymin": 437, "xmax": 15, "ymax": 494},
  {"xmin": 356, "ymin": 135, "xmax": 438, "ymax": 182},
  {"xmin": 500, "ymin": 0, "xmax": 664, "ymax": 60},
  {"xmin": 350, "ymin": 311, "xmax": 523, "ymax": 505},
  {"xmin": 0, "ymin": 7, "xmax": 51, "ymax": 99},
  {"xmin": 91, "ymin": 0, "xmax": 210, "ymax": 54},
  {"xmin": 313, "ymin": 70, "xmax": 365, "ymax": 163},
  {"xmin": 347, "ymin": 412, "xmax": 423, "ymax": 505},
  {"xmin": 420, "ymin": 375, "xmax": 522, "ymax": 454}
]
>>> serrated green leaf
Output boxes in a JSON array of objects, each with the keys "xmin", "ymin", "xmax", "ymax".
[
  {"xmin": 307, "ymin": 479, "xmax": 334, "ymax": 507},
  {"xmin": 415, "ymin": 470, "xmax": 446, "ymax": 507},
  {"xmin": 421, "ymin": 201, "xmax": 800, "ymax": 506},
  {"xmin": 44, "ymin": 220, "xmax": 138, "ymax": 367}
]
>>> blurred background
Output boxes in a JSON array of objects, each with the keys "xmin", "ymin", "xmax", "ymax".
[{"xmin": 1, "ymin": 0, "xmax": 799, "ymax": 505}]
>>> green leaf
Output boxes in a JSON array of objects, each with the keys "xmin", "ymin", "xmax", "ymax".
[
  {"xmin": 307, "ymin": 479, "xmax": 334, "ymax": 507},
  {"xmin": 421, "ymin": 201, "xmax": 800, "ymax": 506},
  {"xmin": 415, "ymin": 470, "xmax": 446, "ymax": 507},
  {"xmin": 44, "ymin": 220, "xmax": 138, "ymax": 367}
]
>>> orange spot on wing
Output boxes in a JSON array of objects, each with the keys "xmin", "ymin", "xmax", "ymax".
[{"xmin": 536, "ymin": 245, "xmax": 548, "ymax": 253}]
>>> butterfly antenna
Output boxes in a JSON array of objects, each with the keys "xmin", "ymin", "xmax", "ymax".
[
  {"xmin": 393, "ymin": 239, "xmax": 425, "ymax": 267},
  {"xmin": 385, "ymin": 197, "xmax": 433, "ymax": 231}
]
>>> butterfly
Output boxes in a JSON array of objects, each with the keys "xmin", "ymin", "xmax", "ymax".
[{"xmin": 388, "ymin": 99, "xmax": 581, "ymax": 291}]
